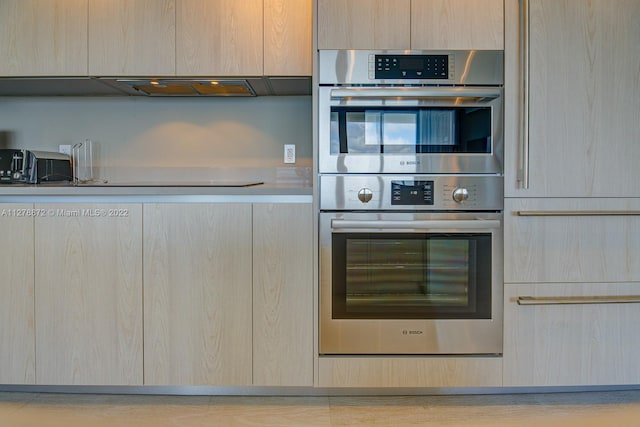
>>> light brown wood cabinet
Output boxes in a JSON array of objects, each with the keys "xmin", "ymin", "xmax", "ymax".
[
  {"xmin": 504, "ymin": 198, "xmax": 640, "ymax": 284},
  {"xmin": 264, "ymin": 0, "xmax": 312, "ymax": 75},
  {"xmin": 504, "ymin": 282, "xmax": 640, "ymax": 386},
  {"xmin": 504, "ymin": 0, "xmax": 640, "ymax": 197},
  {"xmin": 317, "ymin": 0, "xmax": 411, "ymax": 50},
  {"xmin": 176, "ymin": 0, "xmax": 264, "ymax": 76},
  {"xmin": 317, "ymin": 0, "xmax": 503, "ymax": 50},
  {"xmin": 0, "ymin": 0, "xmax": 88, "ymax": 76},
  {"xmin": 0, "ymin": 204, "xmax": 35, "ymax": 384},
  {"xmin": 2, "ymin": 0, "xmax": 311, "ymax": 78},
  {"xmin": 0, "ymin": 200, "xmax": 313, "ymax": 388},
  {"xmin": 143, "ymin": 202, "xmax": 314, "ymax": 387},
  {"xmin": 143, "ymin": 203, "xmax": 253, "ymax": 386},
  {"xmin": 503, "ymin": 198, "xmax": 640, "ymax": 386},
  {"xmin": 88, "ymin": 0, "xmax": 176, "ymax": 76},
  {"xmin": 318, "ymin": 357, "xmax": 502, "ymax": 388},
  {"xmin": 34, "ymin": 203, "xmax": 143, "ymax": 385},
  {"xmin": 501, "ymin": 0, "xmax": 640, "ymax": 387},
  {"xmin": 410, "ymin": 0, "xmax": 503, "ymax": 50},
  {"xmin": 253, "ymin": 203, "xmax": 313, "ymax": 386}
]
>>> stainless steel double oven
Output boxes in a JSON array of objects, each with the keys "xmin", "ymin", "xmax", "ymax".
[{"xmin": 318, "ymin": 50, "xmax": 505, "ymax": 355}]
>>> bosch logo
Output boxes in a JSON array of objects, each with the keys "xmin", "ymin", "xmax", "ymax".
[{"xmin": 402, "ymin": 330, "xmax": 424, "ymax": 335}]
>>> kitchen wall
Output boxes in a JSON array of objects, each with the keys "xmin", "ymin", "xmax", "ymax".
[{"xmin": 0, "ymin": 96, "xmax": 312, "ymax": 185}]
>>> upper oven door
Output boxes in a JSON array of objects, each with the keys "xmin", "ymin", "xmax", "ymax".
[{"xmin": 318, "ymin": 86, "xmax": 504, "ymax": 174}]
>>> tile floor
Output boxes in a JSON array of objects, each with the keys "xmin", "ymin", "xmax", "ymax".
[{"xmin": 1, "ymin": 390, "xmax": 640, "ymax": 426}]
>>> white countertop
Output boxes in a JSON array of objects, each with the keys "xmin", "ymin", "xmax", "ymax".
[{"xmin": 0, "ymin": 182, "xmax": 313, "ymax": 203}]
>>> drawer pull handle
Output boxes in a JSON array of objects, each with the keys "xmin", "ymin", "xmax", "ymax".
[
  {"xmin": 516, "ymin": 210, "xmax": 640, "ymax": 217},
  {"xmin": 517, "ymin": 296, "xmax": 640, "ymax": 305}
]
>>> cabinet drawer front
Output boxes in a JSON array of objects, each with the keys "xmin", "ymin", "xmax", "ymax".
[
  {"xmin": 503, "ymin": 282, "xmax": 640, "ymax": 386},
  {"xmin": 505, "ymin": 198, "xmax": 640, "ymax": 283},
  {"xmin": 319, "ymin": 356, "xmax": 502, "ymax": 388}
]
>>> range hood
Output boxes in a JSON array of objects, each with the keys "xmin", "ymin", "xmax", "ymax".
[
  {"xmin": 0, "ymin": 76, "xmax": 311, "ymax": 97},
  {"xmin": 111, "ymin": 78, "xmax": 260, "ymax": 96}
]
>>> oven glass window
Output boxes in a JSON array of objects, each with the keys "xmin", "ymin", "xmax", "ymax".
[
  {"xmin": 332, "ymin": 233, "xmax": 492, "ymax": 319},
  {"xmin": 330, "ymin": 107, "xmax": 491, "ymax": 154}
]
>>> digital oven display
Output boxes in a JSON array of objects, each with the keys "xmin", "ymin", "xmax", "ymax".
[
  {"xmin": 399, "ymin": 57, "xmax": 424, "ymax": 70},
  {"xmin": 374, "ymin": 54, "xmax": 449, "ymax": 79},
  {"xmin": 391, "ymin": 180, "xmax": 434, "ymax": 205}
]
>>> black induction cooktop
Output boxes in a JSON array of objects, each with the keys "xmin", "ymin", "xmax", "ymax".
[{"xmin": 81, "ymin": 181, "xmax": 264, "ymax": 187}]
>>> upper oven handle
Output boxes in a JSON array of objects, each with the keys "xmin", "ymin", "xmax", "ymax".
[
  {"xmin": 331, "ymin": 219, "xmax": 501, "ymax": 231},
  {"xmin": 330, "ymin": 87, "xmax": 502, "ymax": 101}
]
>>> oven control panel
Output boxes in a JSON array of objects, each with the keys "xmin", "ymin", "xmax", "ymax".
[
  {"xmin": 391, "ymin": 181, "xmax": 434, "ymax": 205},
  {"xmin": 371, "ymin": 54, "xmax": 454, "ymax": 80},
  {"xmin": 319, "ymin": 175, "xmax": 503, "ymax": 211}
]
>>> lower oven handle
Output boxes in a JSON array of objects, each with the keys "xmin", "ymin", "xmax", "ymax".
[{"xmin": 331, "ymin": 219, "xmax": 501, "ymax": 231}]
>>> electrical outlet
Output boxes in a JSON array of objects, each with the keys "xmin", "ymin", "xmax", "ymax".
[
  {"xmin": 284, "ymin": 144, "xmax": 295, "ymax": 164},
  {"xmin": 59, "ymin": 144, "xmax": 71, "ymax": 156}
]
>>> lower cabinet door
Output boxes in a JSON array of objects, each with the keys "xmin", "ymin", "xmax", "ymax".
[
  {"xmin": 0, "ymin": 203, "xmax": 35, "ymax": 384},
  {"xmin": 34, "ymin": 203, "xmax": 143, "ymax": 385},
  {"xmin": 143, "ymin": 203, "xmax": 253, "ymax": 386},
  {"xmin": 252, "ymin": 203, "xmax": 313, "ymax": 386},
  {"xmin": 503, "ymin": 282, "xmax": 640, "ymax": 386}
]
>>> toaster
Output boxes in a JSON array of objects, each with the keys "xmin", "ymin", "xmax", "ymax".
[{"xmin": 0, "ymin": 149, "xmax": 72, "ymax": 184}]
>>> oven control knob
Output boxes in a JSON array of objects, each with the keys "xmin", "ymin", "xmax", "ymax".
[
  {"xmin": 452, "ymin": 187, "xmax": 469, "ymax": 203},
  {"xmin": 357, "ymin": 188, "xmax": 373, "ymax": 203}
]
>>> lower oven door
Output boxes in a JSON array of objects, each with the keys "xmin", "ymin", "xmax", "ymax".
[{"xmin": 319, "ymin": 211, "xmax": 503, "ymax": 355}]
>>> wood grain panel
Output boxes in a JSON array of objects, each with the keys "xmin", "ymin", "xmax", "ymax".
[
  {"xmin": 0, "ymin": 204, "xmax": 35, "ymax": 384},
  {"xmin": 317, "ymin": 0, "xmax": 411, "ymax": 49},
  {"xmin": 252, "ymin": 203, "xmax": 313, "ymax": 386},
  {"xmin": 177, "ymin": 0, "xmax": 263, "ymax": 75},
  {"xmin": 503, "ymin": 282, "xmax": 640, "ymax": 386},
  {"xmin": 504, "ymin": 198, "xmax": 640, "ymax": 283},
  {"xmin": 506, "ymin": 0, "xmax": 640, "ymax": 197},
  {"xmin": 0, "ymin": 0, "xmax": 87, "ymax": 76},
  {"xmin": 143, "ymin": 203, "xmax": 253, "ymax": 386},
  {"xmin": 88, "ymin": 0, "xmax": 176, "ymax": 76},
  {"xmin": 411, "ymin": 0, "xmax": 504, "ymax": 50},
  {"xmin": 264, "ymin": 0, "xmax": 312, "ymax": 76},
  {"xmin": 318, "ymin": 357, "xmax": 502, "ymax": 387},
  {"xmin": 34, "ymin": 204, "xmax": 143, "ymax": 385}
]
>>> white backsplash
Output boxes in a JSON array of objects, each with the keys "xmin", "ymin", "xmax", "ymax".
[{"xmin": 0, "ymin": 95, "xmax": 312, "ymax": 185}]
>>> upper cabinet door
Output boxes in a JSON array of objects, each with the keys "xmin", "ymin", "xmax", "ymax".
[
  {"xmin": 264, "ymin": 0, "xmax": 312, "ymax": 75},
  {"xmin": 176, "ymin": 0, "xmax": 263, "ymax": 76},
  {"xmin": 505, "ymin": 0, "xmax": 640, "ymax": 197},
  {"xmin": 411, "ymin": 0, "xmax": 504, "ymax": 50},
  {"xmin": 317, "ymin": 0, "xmax": 411, "ymax": 50},
  {"xmin": 88, "ymin": 0, "xmax": 176, "ymax": 76},
  {"xmin": 0, "ymin": 0, "xmax": 88, "ymax": 76}
]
